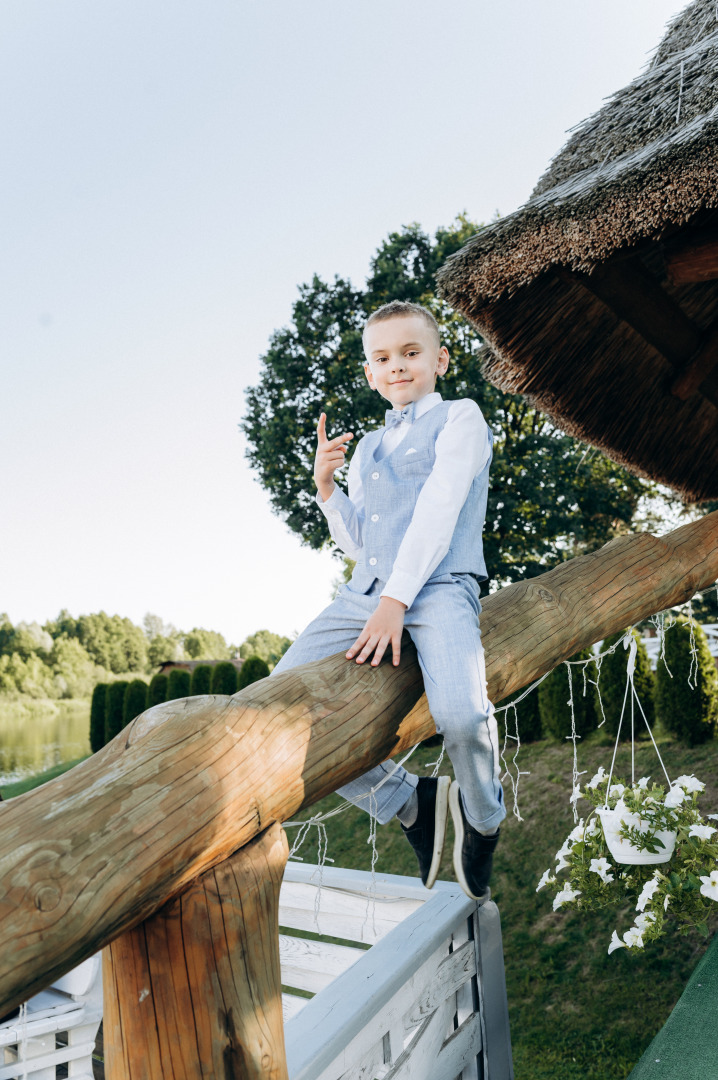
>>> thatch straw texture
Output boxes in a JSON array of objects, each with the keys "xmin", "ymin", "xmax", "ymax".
[{"xmin": 438, "ymin": 0, "xmax": 718, "ymax": 501}]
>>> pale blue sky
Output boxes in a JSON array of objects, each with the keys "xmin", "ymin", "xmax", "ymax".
[{"xmin": 1, "ymin": 0, "xmax": 684, "ymax": 645}]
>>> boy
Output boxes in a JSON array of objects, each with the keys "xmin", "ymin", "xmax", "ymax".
[{"xmin": 273, "ymin": 300, "xmax": 504, "ymax": 898}]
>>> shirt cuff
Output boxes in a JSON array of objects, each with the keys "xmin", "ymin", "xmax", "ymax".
[
  {"xmin": 315, "ymin": 485, "xmax": 351, "ymax": 516},
  {"xmin": 381, "ymin": 569, "xmax": 424, "ymax": 610}
]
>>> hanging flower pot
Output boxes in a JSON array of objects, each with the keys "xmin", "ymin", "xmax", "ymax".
[{"xmin": 596, "ymin": 805, "xmax": 676, "ymax": 865}]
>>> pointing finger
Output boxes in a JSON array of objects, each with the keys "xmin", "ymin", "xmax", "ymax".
[{"xmin": 317, "ymin": 413, "xmax": 327, "ymax": 444}]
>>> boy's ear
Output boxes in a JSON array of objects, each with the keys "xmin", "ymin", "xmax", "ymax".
[
  {"xmin": 437, "ymin": 345, "xmax": 450, "ymax": 377},
  {"xmin": 363, "ymin": 360, "xmax": 377, "ymax": 391}
]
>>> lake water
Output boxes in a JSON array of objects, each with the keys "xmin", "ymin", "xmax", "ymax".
[{"xmin": 0, "ymin": 698, "xmax": 91, "ymax": 787}]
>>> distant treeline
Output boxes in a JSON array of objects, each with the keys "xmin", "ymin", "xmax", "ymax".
[
  {"xmin": 90, "ymin": 657, "xmax": 274, "ymax": 751},
  {"xmin": 0, "ymin": 610, "xmax": 291, "ymax": 701}
]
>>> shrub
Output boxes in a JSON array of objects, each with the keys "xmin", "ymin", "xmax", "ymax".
[
  {"xmin": 105, "ymin": 681, "xmax": 128, "ymax": 743},
  {"xmin": 655, "ymin": 616, "xmax": 718, "ymax": 746},
  {"xmin": 123, "ymin": 679, "xmax": 148, "ymax": 726},
  {"xmin": 237, "ymin": 656, "xmax": 270, "ymax": 690},
  {"xmin": 190, "ymin": 664, "xmax": 212, "ymax": 696},
  {"xmin": 167, "ymin": 668, "xmax": 191, "ymax": 701},
  {"xmin": 148, "ymin": 673, "xmax": 169, "ymax": 707},
  {"xmin": 210, "ymin": 662, "xmax": 238, "ymax": 695},
  {"xmin": 90, "ymin": 682, "xmax": 109, "ymax": 753},
  {"xmin": 539, "ymin": 648, "xmax": 598, "ymax": 741},
  {"xmin": 596, "ymin": 629, "xmax": 655, "ymax": 739},
  {"xmin": 499, "ymin": 684, "xmax": 542, "ymax": 744}
]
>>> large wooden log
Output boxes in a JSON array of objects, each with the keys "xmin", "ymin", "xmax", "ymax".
[
  {"xmin": 103, "ymin": 822, "xmax": 289, "ymax": 1080},
  {"xmin": 0, "ymin": 511, "xmax": 716, "ymax": 1012}
]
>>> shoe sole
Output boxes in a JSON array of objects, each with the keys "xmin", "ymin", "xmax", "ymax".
[
  {"xmin": 449, "ymin": 781, "xmax": 486, "ymax": 901},
  {"xmin": 425, "ymin": 775, "xmax": 451, "ymax": 890}
]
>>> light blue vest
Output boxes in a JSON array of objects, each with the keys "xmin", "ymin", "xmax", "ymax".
[{"xmin": 348, "ymin": 400, "xmax": 492, "ymax": 594}]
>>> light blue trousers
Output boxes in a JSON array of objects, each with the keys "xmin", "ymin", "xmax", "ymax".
[{"xmin": 273, "ymin": 573, "xmax": 505, "ymax": 833}]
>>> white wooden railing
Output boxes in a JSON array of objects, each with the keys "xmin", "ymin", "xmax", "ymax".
[{"xmin": 641, "ymin": 622, "xmax": 718, "ymax": 668}]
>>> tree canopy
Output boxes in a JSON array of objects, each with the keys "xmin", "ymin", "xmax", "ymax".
[{"xmin": 242, "ymin": 215, "xmax": 656, "ymax": 588}]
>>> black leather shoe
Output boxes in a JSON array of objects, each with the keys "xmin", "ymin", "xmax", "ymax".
[
  {"xmin": 449, "ymin": 781, "xmax": 500, "ymax": 900},
  {"xmin": 400, "ymin": 775, "xmax": 451, "ymax": 889}
]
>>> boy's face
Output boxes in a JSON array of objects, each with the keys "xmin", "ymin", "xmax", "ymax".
[{"xmin": 362, "ymin": 315, "xmax": 449, "ymax": 409}]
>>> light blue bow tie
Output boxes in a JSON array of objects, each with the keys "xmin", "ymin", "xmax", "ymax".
[{"xmin": 384, "ymin": 402, "xmax": 416, "ymax": 428}]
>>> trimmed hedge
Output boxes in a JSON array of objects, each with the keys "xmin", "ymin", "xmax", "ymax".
[
  {"xmin": 237, "ymin": 656, "xmax": 270, "ymax": 690},
  {"xmin": 148, "ymin": 673, "xmax": 169, "ymax": 707},
  {"xmin": 123, "ymin": 679, "xmax": 148, "ymax": 726},
  {"xmin": 655, "ymin": 616, "xmax": 718, "ymax": 746},
  {"xmin": 499, "ymin": 684, "xmax": 542, "ymax": 744},
  {"xmin": 539, "ymin": 647, "xmax": 598, "ymax": 741},
  {"xmin": 167, "ymin": 668, "xmax": 191, "ymax": 701},
  {"xmin": 597, "ymin": 629, "xmax": 655, "ymax": 739},
  {"xmin": 90, "ymin": 682, "xmax": 109, "ymax": 753},
  {"xmin": 190, "ymin": 664, "xmax": 212, "ymax": 696},
  {"xmin": 210, "ymin": 662, "xmax": 238, "ymax": 695},
  {"xmin": 105, "ymin": 681, "xmax": 128, "ymax": 743}
]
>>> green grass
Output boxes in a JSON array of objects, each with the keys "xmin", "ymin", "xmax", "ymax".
[
  {"xmin": 286, "ymin": 734, "xmax": 718, "ymax": 1080},
  {"xmin": 0, "ymin": 756, "xmax": 90, "ymax": 798}
]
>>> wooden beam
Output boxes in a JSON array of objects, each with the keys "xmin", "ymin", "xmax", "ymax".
[
  {"xmin": 665, "ymin": 229, "xmax": 718, "ymax": 285},
  {"xmin": 671, "ymin": 322, "xmax": 718, "ymax": 400},
  {"xmin": 103, "ymin": 822, "xmax": 289, "ymax": 1080},
  {"xmin": 0, "ymin": 511, "xmax": 717, "ymax": 1015}
]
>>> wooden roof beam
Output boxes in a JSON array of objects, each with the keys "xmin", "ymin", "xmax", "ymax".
[
  {"xmin": 664, "ymin": 228, "xmax": 718, "ymax": 286},
  {"xmin": 564, "ymin": 259, "xmax": 718, "ymax": 406}
]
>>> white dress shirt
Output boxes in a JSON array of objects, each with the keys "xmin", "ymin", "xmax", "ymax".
[{"xmin": 317, "ymin": 392, "xmax": 491, "ymax": 608}]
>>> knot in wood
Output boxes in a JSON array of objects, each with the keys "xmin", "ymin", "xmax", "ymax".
[
  {"xmin": 33, "ymin": 884, "xmax": 61, "ymax": 912},
  {"xmin": 537, "ymin": 588, "xmax": 555, "ymax": 604}
]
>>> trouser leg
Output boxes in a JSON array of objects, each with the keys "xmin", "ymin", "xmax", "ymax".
[{"xmin": 272, "ymin": 583, "xmax": 418, "ymax": 824}]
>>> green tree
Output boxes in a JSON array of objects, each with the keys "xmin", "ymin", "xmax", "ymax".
[
  {"xmin": 190, "ymin": 664, "xmax": 212, "ymax": 695},
  {"xmin": 65, "ymin": 612, "xmax": 148, "ymax": 673},
  {"xmin": 596, "ymin": 629, "xmax": 654, "ymax": 739},
  {"xmin": 123, "ymin": 679, "xmax": 148, "ymax": 726},
  {"xmin": 148, "ymin": 673, "xmax": 169, "ymax": 707},
  {"xmin": 499, "ymin": 685, "xmax": 542, "ymax": 744},
  {"xmin": 655, "ymin": 617, "xmax": 718, "ymax": 746},
  {"xmin": 105, "ymin": 682, "xmax": 128, "ymax": 742},
  {"xmin": 237, "ymin": 656, "xmax": 270, "ymax": 690},
  {"xmin": 184, "ymin": 628, "xmax": 231, "ymax": 661},
  {"xmin": 50, "ymin": 637, "xmax": 97, "ymax": 699},
  {"xmin": 147, "ymin": 633, "xmax": 186, "ymax": 669},
  {"xmin": 167, "ymin": 668, "xmax": 191, "ymax": 701},
  {"xmin": 239, "ymin": 630, "xmax": 292, "ymax": 670},
  {"xmin": 210, "ymin": 662, "xmax": 237, "ymax": 695},
  {"xmin": 539, "ymin": 648, "xmax": 598, "ymax": 741},
  {"xmin": 242, "ymin": 216, "xmax": 654, "ymax": 587},
  {"xmin": 90, "ymin": 682, "xmax": 109, "ymax": 752}
]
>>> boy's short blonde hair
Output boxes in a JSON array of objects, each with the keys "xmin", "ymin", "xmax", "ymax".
[{"xmin": 363, "ymin": 300, "xmax": 441, "ymax": 349}]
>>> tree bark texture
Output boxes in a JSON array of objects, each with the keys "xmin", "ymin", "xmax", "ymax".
[
  {"xmin": 0, "ymin": 511, "xmax": 716, "ymax": 1013},
  {"xmin": 103, "ymin": 822, "xmax": 289, "ymax": 1080}
]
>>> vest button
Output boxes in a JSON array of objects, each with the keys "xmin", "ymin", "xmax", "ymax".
[
  {"xmin": 371, "ymin": 471, "xmax": 379, "ymax": 480},
  {"xmin": 369, "ymin": 557, "xmax": 377, "ymax": 566},
  {"xmin": 371, "ymin": 514, "xmax": 379, "ymax": 522}
]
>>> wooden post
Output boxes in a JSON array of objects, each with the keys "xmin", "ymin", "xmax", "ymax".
[{"xmin": 102, "ymin": 822, "xmax": 289, "ymax": 1080}]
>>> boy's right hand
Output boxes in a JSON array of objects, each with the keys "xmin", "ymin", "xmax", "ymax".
[{"xmin": 314, "ymin": 412, "xmax": 353, "ymax": 503}]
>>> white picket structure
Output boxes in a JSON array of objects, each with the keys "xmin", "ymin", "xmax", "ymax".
[
  {"xmin": 1, "ymin": 865, "xmax": 513, "ymax": 1080},
  {"xmin": 641, "ymin": 622, "xmax": 718, "ymax": 668}
]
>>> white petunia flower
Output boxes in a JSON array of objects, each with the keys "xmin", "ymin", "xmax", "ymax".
[
  {"xmin": 699, "ymin": 871, "xmax": 718, "ymax": 902},
  {"xmin": 636, "ymin": 777, "xmax": 650, "ymax": 790},
  {"xmin": 553, "ymin": 886, "xmax": 581, "ymax": 910},
  {"xmin": 568, "ymin": 820, "xmax": 586, "ymax": 844},
  {"xmin": 589, "ymin": 857, "xmax": 614, "ymax": 883},
  {"xmin": 609, "ymin": 784, "xmax": 625, "ymax": 799},
  {"xmin": 675, "ymin": 774, "xmax": 705, "ymax": 793},
  {"xmin": 636, "ymin": 874, "xmax": 661, "ymax": 912},
  {"xmin": 555, "ymin": 854, "xmax": 570, "ymax": 873},
  {"xmin": 634, "ymin": 912, "xmax": 656, "ymax": 930},
  {"xmin": 664, "ymin": 894, "xmax": 672, "ymax": 911},
  {"xmin": 623, "ymin": 927, "xmax": 645, "ymax": 949},
  {"xmin": 664, "ymin": 786, "xmax": 686, "ymax": 808},
  {"xmin": 689, "ymin": 823, "xmax": 716, "ymax": 840},
  {"xmin": 586, "ymin": 766, "xmax": 607, "ymax": 790},
  {"xmin": 585, "ymin": 817, "xmax": 600, "ymax": 835},
  {"xmin": 608, "ymin": 930, "xmax": 626, "ymax": 954},
  {"xmin": 536, "ymin": 869, "xmax": 556, "ymax": 892}
]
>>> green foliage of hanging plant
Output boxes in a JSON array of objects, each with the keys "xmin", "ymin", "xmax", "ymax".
[
  {"xmin": 190, "ymin": 664, "xmax": 212, "ymax": 696},
  {"xmin": 539, "ymin": 648, "xmax": 598, "ymax": 741},
  {"xmin": 237, "ymin": 655, "xmax": 271, "ymax": 690},
  {"xmin": 167, "ymin": 668, "xmax": 191, "ymax": 701},
  {"xmin": 89, "ymin": 682, "xmax": 108, "ymax": 753},
  {"xmin": 147, "ymin": 673, "xmax": 168, "ymax": 707},
  {"xmin": 210, "ymin": 662, "xmax": 238, "ymax": 695},
  {"xmin": 498, "ymin": 685, "xmax": 542, "ymax": 744},
  {"xmin": 597, "ymin": 630, "xmax": 655, "ymax": 739},
  {"xmin": 655, "ymin": 617, "xmax": 718, "ymax": 747},
  {"xmin": 123, "ymin": 679, "xmax": 148, "ymax": 727},
  {"xmin": 105, "ymin": 681, "xmax": 128, "ymax": 743}
]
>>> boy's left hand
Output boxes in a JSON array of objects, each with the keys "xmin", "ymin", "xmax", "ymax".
[{"xmin": 347, "ymin": 596, "xmax": 407, "ymax": 667}]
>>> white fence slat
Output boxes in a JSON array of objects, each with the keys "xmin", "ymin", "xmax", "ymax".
[
  {"xmin": 283, "ymin": 993, "xmax": 310, "ymax": 1021},
  {"xmin": 452, "ymin": 918, "xmax": 480, "ymax": 1080},
  {"xmin": 0, "ymin": 1038, "xmax": 96, "ymax": 1080},
  {"xmin": 433, "ymin": 1013, "xmax": 483, "ymax": 1080},
  {"xmin": 383, "ymin": 999, "xmax": 453, "ymax": 1080},
  {"xmin": 283, "ymin": 865, "xmax": 455, "ymax": 902},
  {"xmin": 66, "ymin": 1021, "xmax": 101, "ymax": 1077},
  {"xmin": 474, "ymin": 902, "xmax": 514, "ymax": 1080},
  {"xmin": 280, "ymin": 881, "xmax": 421, "ymax": 944},
  {"xmin": 286, "ymin": 885, "xmax": 475, "ymax": 1080},
  {"xmin": 279, "ymin": 934, "xmax": 366, "ymax": 993},
  {"xmin": 335, "ymin": 1039, "xmax": 385, "ymax": 1080},
  {"xmin": 402, "ymin": 937, "xmax": 475, "ymax": 1037},
  {"xmin": 0, "ymin": 1007, "xmax": 99, "ymax": 1049}
]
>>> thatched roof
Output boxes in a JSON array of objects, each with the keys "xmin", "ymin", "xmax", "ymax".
[{"xmin": 437, "ymin": 0, "xmax": 718, "ymax": 501}]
